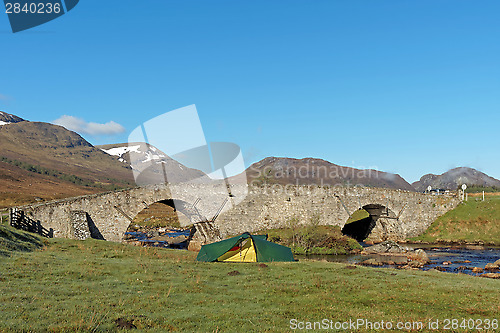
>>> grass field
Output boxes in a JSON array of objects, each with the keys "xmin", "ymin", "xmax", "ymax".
[
  {"xmin": 411, "ymin": 195, "xmax": 500, "ymax": 245},
  {"xmin": 0, "ymin": 224, "xmax": 499, "ymax": 332}
]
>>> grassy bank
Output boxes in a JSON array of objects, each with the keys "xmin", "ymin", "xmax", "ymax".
[
  {"xmin": 0, "ymin": 227, "xmax": 499, "ymax": 332},
  {"xmin": 0, "ymin": 224, "xmax": 46, "ymax": 257},
  {"xmin": 264, "ymin": 225, "xmax": 362, "ymax": 255},
  {"xmin": 411, "ymin": 195, "xmax": 500, "ymax": 245}
]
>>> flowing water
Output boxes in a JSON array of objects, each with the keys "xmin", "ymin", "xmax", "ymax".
[
  {"xmin": 124, "ymin": 229, "xmax": 191, "ymax": 249},
  {"xmin": 298, "ymin": 244, "xmax": 500, "ymax": 276}
]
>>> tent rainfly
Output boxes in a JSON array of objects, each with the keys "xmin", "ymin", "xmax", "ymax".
[{"xmin": 196, "ymin": 232, "xmax": 295, "ymax": 262}]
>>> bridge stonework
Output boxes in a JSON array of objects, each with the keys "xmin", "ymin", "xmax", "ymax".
[
  {"xmin": 216, "ymin": 186, "xmax": 460, "ymax": 242},
  {"xmin": 10, "ymin": 184, "xmax": 460, "ymax": 243}
]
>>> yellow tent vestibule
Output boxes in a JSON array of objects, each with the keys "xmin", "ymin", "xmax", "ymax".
[{"xmin": 217, "ymin": 238, "xmax": 257, "ymax": 262}]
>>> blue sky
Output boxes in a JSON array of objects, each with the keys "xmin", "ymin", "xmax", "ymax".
[{"xmin": 1, "ymin": 1, "xmax": 499, "ymax": 183}]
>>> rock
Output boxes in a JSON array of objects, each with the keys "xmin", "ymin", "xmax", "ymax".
[
  {"xmin": 480, "ymin": 273, "xmax": 500, "ymax": 279},
  {"xmin": 400, "ymin": 265, "xmax": 419, "ymax": 270},
  {"xmin": 115, "ymin": 318, "xmax": 136, "ymax": 329},
  {"xmin": 494, "ymin": 259, "xmax": 500, "ymax": 266},
  {"xmin": 466, "ymin": 245, "xmax": 484, "ymax": 250},
  {"xmin": 434, "ymin": 266, "xmax": 447, "ymax": 272},
  {"xmin": 359, "ymin": 259, "xmax": 383, "ymax": 266},
  {"xmin": 484, "ymin": 263, "xmax": 499, "ymax": 271},
  {"xmin": 187, "ymin": 240, "xmax": 202, "ymax": 252},
  {"xmin": 472, "ymin": 267, "xmax": 484, "ymax": 273},
  {"xmin": 408, "ymin": 261, "xmax": 424, "ymax": 268},
  {"xmin": 363, "ymin": 241, "xmax": 407, "ymax": 254},
  {"xmin": 442, "ymin": 261, "xmax": 452, "ymax": 266},
  {"xmin": 151, "ymin": 235, "xmax": 177, "ymax": 242},
  {"xmin": 408, "ymin": 249, "xmax": 430, "ymax": 264},
  {"xmin": 454, "ymin": 260, "xmax": 472, "ymax": 264},
  {"xmin": 390, "ymin": 256, "xmax": 409, "ymax": 265},
  {"xmin": 146, "ymin": 231, "xmax": 160, "ymax": 238},
  {"xmin": 123, "ymin": 233, "xmax": 136, "ymax": 240},
  {"xmin": 457, "ymin": 266, "xmax": 467, "ymax": 271},
  {"xmin": 168, "ymin": 236, "xmax": 188, "ymax": 245}
]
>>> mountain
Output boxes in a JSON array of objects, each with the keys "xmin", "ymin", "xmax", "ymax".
[
  {"xmin": 233, "ymin": 157, "xmax": 416, "ymax": 191},
  {"xmin": 412, "ymin": 167, "xmax": 500, "ymax": 192},
  {"xmin": 97, "ymin": 143, "xmax": 209, "ymax": 185},
  {"xmin": 0, "ymin": 111, "xmax": 24, "ymax": 125},
  {"xmin": 0, "ymin": 112, "xmax": 134, "ymax": 208}
]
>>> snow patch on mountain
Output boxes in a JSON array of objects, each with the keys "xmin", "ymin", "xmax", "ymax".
[
  {"xmin": 100, "ymin": 144, "xmax": 169, "ymax": 168},
  {"xmin": 101, "ymin": 145, "xmax": 141, "ymax": 158}
]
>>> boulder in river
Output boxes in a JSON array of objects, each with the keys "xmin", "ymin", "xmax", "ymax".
[
  {"xmin": 168, "ymin": 236, "xmax": 188, "ymax": 245},
  {"xmin": 472, "ymin": 267, "xmax": 484, "ymax": 273},
  {"xmin": 408, "ymin": 249, "xmax": 430, "ymax": 264},
  {"xmin": 480, "ymin": 273, "xmax": 500, "ymax": 279},
  {"xmin": 359, "ymin": 258, "xmax": 384, "ymax": 266},
  {"xmin": 362, "ymin": 241, "xmax": 430, "ymax": 266},
  {"xmin": 358, "ymin": 256, "xmax": 407, "ymax": 266},
  {"xmin": 408, "ymin": 261, "xmax": 424, "ymax": 268},
  {"xmin": 146, "ymin": 230, "xmax": 160, "ymax": 238},
  {"xmin": 484, "ymin": 263, "xmax": 499, "ymax": 271}
]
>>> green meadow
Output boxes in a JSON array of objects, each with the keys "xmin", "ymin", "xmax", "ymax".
[{"xmin": 0, "ymin": 222, "xmax": 499, "ymax": 332}]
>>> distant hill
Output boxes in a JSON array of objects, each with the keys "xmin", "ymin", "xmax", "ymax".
[
  {"xmin": 0, "ymin": 111, "xmax": 134, "ymax": 208},
  {"xmin": 98, "ymin": 142, "xmax": 209, "ymax": 185},
  {"xmin": 412, "ymin": 167, "xmax": 500, "ymax": 192},
  {"xmin": 233, "ymin": 157, "xmax": 416, "ymax": 191}
]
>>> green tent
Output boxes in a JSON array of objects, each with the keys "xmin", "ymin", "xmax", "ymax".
[{"xmin": 196, "ymin": 232, "xmax": 295, "ymax": 262}]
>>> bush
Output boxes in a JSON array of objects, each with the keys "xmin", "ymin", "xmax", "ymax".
[{"xmin": 264, "ymin": 225, "xmax": 362, "ymax": 255}]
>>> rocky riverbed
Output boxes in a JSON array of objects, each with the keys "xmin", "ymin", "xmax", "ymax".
[
  {"xmin": 299, "ymin": 241, "xmax": 500, "ymax": 279},
  {"xmin": 123, "ymin": 226, "xmax": 191, "ymax": 249}
]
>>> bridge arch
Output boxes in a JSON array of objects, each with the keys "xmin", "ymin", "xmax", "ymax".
[
  {"xmin": 127, "ymin": 198, "xmax": 205, "ymax": 231},
  {"xmin": 341, "ymin": 204, "xmax": 397, "ymax": 242}
]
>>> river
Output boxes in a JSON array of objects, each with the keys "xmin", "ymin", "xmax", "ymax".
[{"xmin": 298, "ymin": 244, "xmax": 500, "ymax": 276}]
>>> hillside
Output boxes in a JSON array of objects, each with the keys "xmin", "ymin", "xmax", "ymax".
[
  {"xmin": 0, "ymin": 112, "xmax": 134, "ymax": 208},
  {"xmin": 412, "ymin": 167, "xmax": 500, "ymax": 192},
  {"xmin": 410, "ymin": 195, "xmax": 500, "ymax": 245},
  {"xmin": 0, "ymin": 222, "xmax": 46, "ymax": 256},
  {"xmin": 235, "ymin": 157, "xmax": 416, "ymax": 191}
]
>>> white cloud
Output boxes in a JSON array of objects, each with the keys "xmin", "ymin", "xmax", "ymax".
[
  {"xmin": 53, "ymin": 115, "xmax": 125, "ymax": 136},
  {"xmin": 0, "ymin": 93, "xmax": 12, "ymax": 102}
]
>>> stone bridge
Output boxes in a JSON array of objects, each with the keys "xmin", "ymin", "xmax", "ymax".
[{"xmin": 9, "ymin": 184, "xmax": 461, "ymax": 243}]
